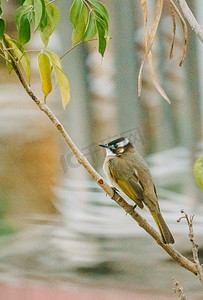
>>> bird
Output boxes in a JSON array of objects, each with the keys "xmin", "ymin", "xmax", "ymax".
[{"xmin": 99, "ymin": 137, "xmax": 175, "ymax": 244}]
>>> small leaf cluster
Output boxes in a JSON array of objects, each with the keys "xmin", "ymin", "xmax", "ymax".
[
  {"xmin": 70, "ymin": 0, "xmax": 109, "ymax": 56},
  {"xmin": 15, "ymin": 0, "xmax": 60, "ymax": 47},
  {"xmin": 0, "ymin": 0, "xmax": 110, "ymax": 110}
]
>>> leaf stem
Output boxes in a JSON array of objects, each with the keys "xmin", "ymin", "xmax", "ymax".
[
  {"xmin": 60, "ymin": 41, "xmax": 83, "ymax": 60},
  {"xmin": 60, "ymin": 38, "xmax": 98, "ymax": 60}
]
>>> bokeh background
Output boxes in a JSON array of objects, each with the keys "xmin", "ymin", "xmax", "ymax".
[{"xmin": 0, "ymin": 0, "xmax": 203, "ymax": 299}]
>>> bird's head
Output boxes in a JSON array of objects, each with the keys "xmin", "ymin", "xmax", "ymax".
[{"xmin": 99, "ymin": 137, "xmax": 132, "ymax": 157}]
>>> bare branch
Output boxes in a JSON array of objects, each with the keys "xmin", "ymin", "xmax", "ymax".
[
  {"xmin": 173, "ymin": 277, "xmax": 187, "ymax": 300},
  {"xmin": 178, "ymin": 211, "xmax": 203, "ymax": 289},
  {"xmin": 187, "ymin": 215, "xmax": 203, "ymax": 287},
  {"xmin": 177, "ymin": 0, "xmax": 203, "ymax": 44}
]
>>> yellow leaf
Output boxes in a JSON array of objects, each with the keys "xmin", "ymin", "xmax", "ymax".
[
  {"xmin": 4, "ymin": 35, "xmax": 31, "ymax": 83},
  {"xmin": 54, "ymin": 65, "xmax": 70, "ymax": 109},
  {"xmin": 2, "ymin": 46, "xmax": 13, "ymax": 73},
  {"xmin": 46, "ymin": 50, "xmax": 70, "ymax": 109},
  {"xmin": 38, "ymin": 52, "xmax": 52, "ymax": 100},
  {"xmin": 45, "ymin": 50, "xmax": 61, "ymax": 74}
]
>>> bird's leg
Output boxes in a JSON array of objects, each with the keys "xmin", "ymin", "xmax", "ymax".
[
  {"xmin": 125, "ymin": 204, "xmax": 137, "ymax": 215},
  {"xmin": 106, "ymin": 187, "xmax": 119, "ymax": 197},
  {"xmin": 132, "ymin": 204, "xmax": 137, "ymax": 210},
  {"xmin": 112, "ymin": 187, "xmax": 119, "ymax": 194},
  {"xmin": 111, "ymin": 187, "xmax": 120, "ymax": 199}
]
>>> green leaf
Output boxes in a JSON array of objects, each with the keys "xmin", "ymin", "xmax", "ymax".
[
  {"xmin": 4, "ymin": 52, "xmax": 13, "ymax": 73},
  {"xmin": 82, "ymin": 12, "xmax": 97, "ymax": 42},
  {"xmin": 0, "ymin": 18, "xmax": 5, "ymax": 40},
  {"xmin": 15, "ymin": 5, "xmax": 31, "ymax": 44},
  {"xmin": 18, "ymin": 14, "xmax": 31, "ymax": 44},
  {"xmin": 70, "ymin": 0, "xmax": 82, "ymax": 28},
  {"xmin": 23, "ymin": 0, "xmax": 32, "ymax": 5},
  {"xmin": 46, "ymin": 50, "xmax": 70, "ymax": 109},
  {"xmin": 96, "ymin": 20, "xmax": 106, "ymax": 57},
  {"xmin": 40, "ymin": 1, "xmax": 60, "ymax": 47},
  {"xmin": 72, "ymin": 3, "xmax": 88, "ymax": 45},
  {"xmin": 34, "ymin": 0, "xmax": 46, "ymax": 30},
  {"xmin": 38, "ymin": 52, "xmax": 52, "ymax": 100},
  {"xmin": 2, "ymin": 41, "xmax": 13, "ymax": 73},
  {"xmin": 17, "ymin": 0, "xmax": 26, "ymax": 4},
  {"xmin": 39, "ymin": 10, "xmax": 47, "ymax": 31},
  {"xmin": 88, "ymin": 0, "xmax": 109, "ymax": 28},
  {"xmin": 10, "ymin": 39, "xmax": 31, "ymax": 82},
  {"xmin": 193, "ymin": 157, "xmax": 203, "ymax": 189},
  {"xmin": 15, "ymin": 5, "xmax": 30, "ymax": 31},
  {"xmin": 93, "ymin": 9, "xmax": 108, "ymax": 32},
  {"xmin": 5, "ymin": 36, "xmax": 31, "ymax": 82}
]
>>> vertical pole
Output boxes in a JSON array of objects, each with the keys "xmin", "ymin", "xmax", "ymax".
[
  {"xmin": 183, "ymin": 2, "xmax": 202, "ymax": 208},
  {"xmin": 111, "ymin": 0, "xmax": 142, "ymax": 139}
]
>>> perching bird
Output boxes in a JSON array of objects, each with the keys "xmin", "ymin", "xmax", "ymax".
[{"xmin": 99, "ymin": 137, "xmax": 174, "ymax": 244}]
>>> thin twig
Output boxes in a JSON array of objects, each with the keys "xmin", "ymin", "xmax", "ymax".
[
  {"xmin": 178, "ymin": 211, "xmax": 203, "ymax": 289},
  {"xmin": 177, "ymin": 0, "xmax": 203, "ymax": 44},
  {"xmin": 0, "ymin": 50, "xmax": 11, "ymax": 63},
  {"xmin": 173, "ymin": 277, "xmax": 187, "ymax": 300},
  {"xmin": 60, "ymin": 41, "xmax": 83, "ymax": 60},
  {"xmin": 3, "ymin": 35, "xmax": 198, "ymax": 277},
  {"xmin": 60, "ymin": 38, "xmax": 99, "ymax": 60}
]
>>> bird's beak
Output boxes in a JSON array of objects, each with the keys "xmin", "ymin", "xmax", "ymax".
[{"xmin": 99, "ymin": 143, "xmax": 109, "ymax": 148}]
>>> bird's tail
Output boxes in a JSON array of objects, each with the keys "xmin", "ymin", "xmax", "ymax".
[{"xmin": 150, "ymin": 210, "xmax": 175, "ymax": 244}]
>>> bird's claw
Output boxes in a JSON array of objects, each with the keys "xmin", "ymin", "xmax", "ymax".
[
  {"xmin": 111, "ymin": 187, "xmax": 119, "ymax": 197},
  {"xmin": 126, "ymin": 204, "xmax": 137, "ymax": 216},
  {"xmin": 112, "ymin": 186, "xmax": 119, "ymax": 192}
]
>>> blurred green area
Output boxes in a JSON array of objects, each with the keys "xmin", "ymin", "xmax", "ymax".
[{"xmin": 0, "ymin": 193, "xmax": 14, "ymax": 236}]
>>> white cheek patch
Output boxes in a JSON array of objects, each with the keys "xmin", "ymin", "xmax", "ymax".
[
  {"xmin": 106, "ymin": 148, "xmax": 116, "ymax": 156},
  {"xmin": 116, "ymin": 138, "xmax": 129, "ymax": 148},
  {"xmin": 117, "ymin": 147, "xmax": 124, "ymax": 154}
]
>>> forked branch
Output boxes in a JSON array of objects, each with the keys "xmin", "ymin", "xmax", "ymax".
[
  {"xmin": 178, "ymin": 211, "xmax": 203, "ymax": 288},
  {"xmin": 173, "ymin": 277, "xmax": 187, "ymax": 300}
]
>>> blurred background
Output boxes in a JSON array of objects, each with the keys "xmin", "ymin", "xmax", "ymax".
[{"xmin": 0, "ymin": 0, "xmax": 203, "ymax": 299}]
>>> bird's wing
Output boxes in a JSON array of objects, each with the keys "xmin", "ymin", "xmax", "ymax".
[{"xmin": 117, "ymin": 173, "xmax": 144, "ymax": 209}]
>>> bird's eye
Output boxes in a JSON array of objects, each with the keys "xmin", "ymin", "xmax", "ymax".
[{"xmin": 117, "ymin": 147, "xmax": 124, "ymax": 154}]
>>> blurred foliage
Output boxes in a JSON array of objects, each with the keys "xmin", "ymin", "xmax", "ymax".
[
  {"xmin": 194, "ymin": 157, "xmax": 203, "ymax": 189},
  {"xmin": 0, "ymin": 194, "xmax": 14, "ymax": 236}
]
